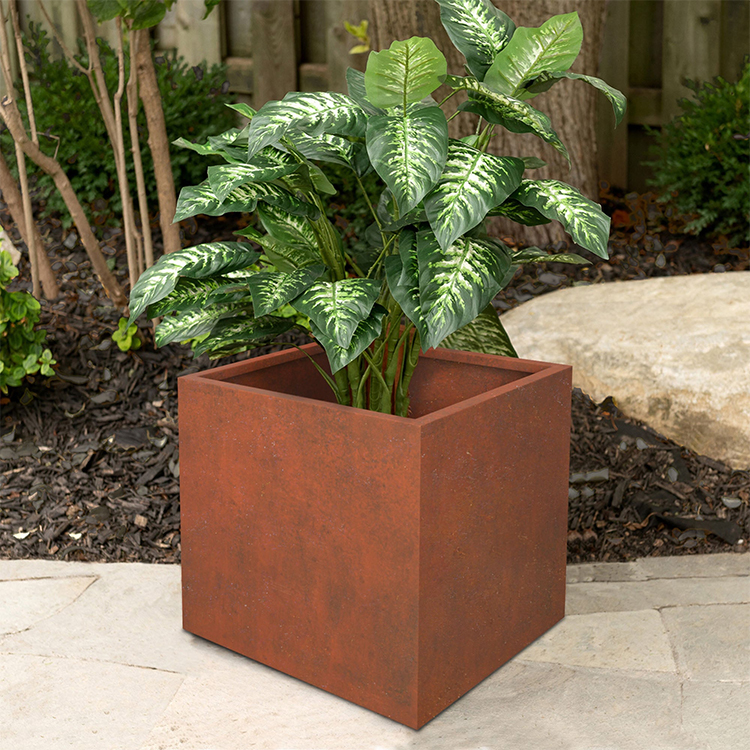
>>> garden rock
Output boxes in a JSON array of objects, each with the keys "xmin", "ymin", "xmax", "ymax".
[{"xmin": 500, "ymin": 272, "xmax": 750, "ymax": 469}]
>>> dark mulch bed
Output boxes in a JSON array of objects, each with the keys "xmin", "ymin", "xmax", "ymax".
[{"xmin": 1, "ymin": 191, "xmax": 748, "ymax": 564}]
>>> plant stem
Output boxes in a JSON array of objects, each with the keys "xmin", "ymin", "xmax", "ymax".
[
  {"xmin": 333, "ymin": 368, "xmax": 351, "ymax": 406},
  {"xmin": 438, "ymin": 89, "xmax": 458, "ymax": 108},
  {"xmin": 290, "ymin": 343, "xmax": 346, "ymax": 403},
  {"xmin": 346, "ymin": 358, "xmax": 361, "ymax": 407},
  {"xmin": 396, "ymin": 330, "xmax": 421, "ymax": 417}
]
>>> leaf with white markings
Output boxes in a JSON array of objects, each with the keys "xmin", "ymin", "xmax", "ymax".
[
  {"xmin": 424, "ymin": 140, "xmax": 524, "ymax": 249},
  {"xmin": 440, "ymin": 303, "xmax": 517, "ymax": 357},
  {"xmin": 246, "ymin": 92, "xmax": 367, "ymax": 159},
  {"xmin": 174, "ymin": 180, "xmax": 318, "ymax": 222},
  {"xmin": 523, "ymin": 71, "xmax": 627, "ymax": 125},
  {"xmin": 488, "ymin": 196, "xmax": 550, "ymax": 225},
  {"xmin": 511, "ymin": 247, "xmax": 589, "ymax": 265},
  {"xmin": 416, "ymin": 230, "xmax": 512, "ymax": 350},
  {"xmin": 292, "ymin": 278, "xmax": 381, "ymax": 349},
  {"xmin": 146, "ymin": 277, "xmax": 249, "ymax": 317},
  {"xmin": 245, "ymin": 266, "xmax": 326, "ymax": 317},
  {"xmin": 255, "ymin": 203, "xmax": 318, "ymax": 249},
  {"xmin": 514, "ymin": 180, "xmax": 611, "ymax": 258},
  {"xmin": 484, "ymin": 12, "xmax": 583, "ymax": 96},
  {"xmin": 207, "ymin": 156, "xmax": 298, "ymax": 203},
  {"xmin": 384, "ymin": 230, "xmax": 428, "ymax": 344},
  {"xmin": 192, "ymin": 314, "xmax": 294, "ymax": 358},
  {"xmin": 236, "ymin": 223, "xmax": 322, "ymax": 272},
  {"xmin": 435, "ymin": 0, "xmax": 515, "ymax": 80},
  {"xmin": 364, "ymin": 36, "xmax": 447, "ymax": 108},
  {"xmin": 367, "ymin": 104, "xmax": 448, "ymax": 215},
  {"xmin": 155, "ymin": 302, "xmax": 252, "ymax": 347},
  {"xmin": 448, "ymin": 75, "xmax": 570, "ymax": 163},
  {"xmin": 346, "ymin": 67, "xmax": 384, "ymax": 116},
  {"xmin": 310, "ymin": 305, "xmax": 386, "ymax": 374},
  {"xmin": 284, "ymin": 132, "xmax": 370, "ymax": 176},
  {"xmin": 128, "ymin": 242, "xmax": 259, "ymax": 323}
]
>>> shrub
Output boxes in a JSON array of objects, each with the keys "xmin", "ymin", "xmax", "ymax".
[
  {"xmin": 0, "ymin": 23, "xmax": 236, "ymax": 230},
  {"xmin": 647, "ymin": 60, "xmax": 750, "ymax": 248},
  {"xmin": 0, "ymin": 250, "xmax": 55, "ymax": 393}
]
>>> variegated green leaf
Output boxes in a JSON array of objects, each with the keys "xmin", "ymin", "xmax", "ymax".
[
  {"xmin": 523, "ymin": 71, "xmax": 627, "ymax": 126},
  {"xmin": 310, "ymin": 305, "xmax": 386, "ymax": 374},
  {"xmin": 292, "ymin": 278, "xmax": 381, "ymax": 349},
  {"xmin": 512, "ymin": 247, "xmax": 589, "ymax": 265},
  {"xmin": 449, "ymin": 75, "xmax": 569, "ymax": 164},
  {"xmin": 282, "ymin": 132, "xmax": 370, "ymax": 176},
  {"xmin": 424, "ymin": 140, "xmax": 524, "ymax": 250},
  {"xmin": 245, "ymin": 265, "xmax": 325, "ymax": 317},
  {"xmin": 174, "ymin": 180, "xmax": 318, "ymax": 222},
  {"xmin": 128, "ymin": 242, "xmax": 259, "ymax": 323},
  {"xmin": 440, "ymin": 303, "xmax": 517, "ymax": 357},
  {"xmin": 346, "ymin": 67, "xmax": 384, "ymax": 116},
  {"xmin": 246, "ymin": 92, "xmax": 367, "ymax": 160},
  {"xmin": 416, "ymin": 230, "xmax": 512, "ymax": 350},
  {"xmin": 384, "ymin": 230, "xmax": 429, "ymax": 344},
  {"xmin": 207, "ymin": 158, "xmax": 298, "ymax": 203},
  {"xmin": 255, "ymin": 203, "xmax": 318, "ymax": 248},
  {"xmin": 488, "ymin": 196, "xmax": 551, "ymax": 225},
  {"xmin": 521, "ymin": 156, "xmax": 547, "ymax": 169},
  {"xmin": 155, "ymin": 301, "xmax": 251, "ymax": 347},
  {"xmin": 226, "ymin": 102, "xmax": 256, "ymax": 120},
  {"xmin": 366, "ymin": 104, "xmax": 448, "ymax": 215},
  {"xmin": 514, "ymin": 180, "xmax": 610, "ymax": 258},
  {"xmin": 364, "ymin": 36, "xmax": 447, "ymax": 108},
  {"xmin": 376, "ymin": 188, "xmax": 427, "ymax": 231},
  {"xmin": 484, "ymin": 12, "xmax": 583, "ymax": 96},
  {"xmin": 172, "ymin": 136, "xmax": 245, "ymax": 163},
  {"xmin": 146, "ymin": 277, "xmax": 250, "ymax": 317},
  {"xmin": 192, "ymin": 314, "xmax": 294, "ymax": 358},
  {"xmin": 236, "ymin": 223, "xmax": 322, "ymax": 272},
  {"xmin": 435, "ymin": 0, "xmax": 515, "ymax": 81}
]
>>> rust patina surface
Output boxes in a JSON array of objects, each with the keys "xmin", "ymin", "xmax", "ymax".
[{"xmin": 179, "ymin": 345, "xmax": 571, "ymax": 729}]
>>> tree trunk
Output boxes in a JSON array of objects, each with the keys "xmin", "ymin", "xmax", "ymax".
[
  {"xmin": 134, "ymin": 28, "xmax": 181, "ymax": 255},
  {"xmin": 0, "ymin": 147, "xmax": 59, "ymax": 299},
  {"xmin": 367, "ymin": 0, "xmax": 607, "ymax": 246}
]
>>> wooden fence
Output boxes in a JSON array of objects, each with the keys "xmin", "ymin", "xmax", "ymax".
[{"xmin": 4, "ymin": 0, "xmax": 749, "ymax": 191}]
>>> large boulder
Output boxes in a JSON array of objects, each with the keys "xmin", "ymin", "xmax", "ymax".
[{"xmin": 500, "ymin": 272, "xmax": 750, "ymax": 469}]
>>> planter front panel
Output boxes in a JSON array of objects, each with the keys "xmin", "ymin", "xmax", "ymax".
[
  {"xmin": 179, "ymin": 346, "xmax": 571, "ymax": 729},
  {"xmin": 179, "ymin": 354, "xmax": 423, "ymax": 724},
  {"xmin": 417, "ymin": 366, "xmax": 571, "ymax": 725}
]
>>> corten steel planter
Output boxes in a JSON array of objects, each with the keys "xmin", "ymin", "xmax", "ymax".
[{"xmin": 179, "ymin": 344, "xmax": 572, "ymax": 729}]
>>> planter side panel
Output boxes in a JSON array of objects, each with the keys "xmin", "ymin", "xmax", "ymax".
[
  {"xmin": 417, "ymin": 366, "xmax": 572, "ymax": 726},
  {"xmin": 179, "ymin": 373, "xmax": 422, "ymax": 726}
]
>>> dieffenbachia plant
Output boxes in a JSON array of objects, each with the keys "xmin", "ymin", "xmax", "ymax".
[{"xmin": 128, "ymin": 0, "xmax": 625, "ymax": 416}]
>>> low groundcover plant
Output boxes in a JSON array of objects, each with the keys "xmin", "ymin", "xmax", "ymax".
[{"xmin": 129, "ymin": 0, "xmax": 625, "ymax": 416}]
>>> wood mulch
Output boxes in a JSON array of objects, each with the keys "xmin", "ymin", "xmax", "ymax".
[{"xmin": 0, "ymin": 190, "xmax": 748, "ymax": 564}]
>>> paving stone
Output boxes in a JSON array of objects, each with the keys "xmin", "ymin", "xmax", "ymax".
[
  {"xmin": 566, "ymin": 560, "xmax": 646, "ymax": 584},
  {"xmin": 635, "ymin": 553, "xmax": 750, "ymax": 580},
  {"xmin": 500, "ymin": 273, "xmax": 750, "ymax": 469},
  {"xmin": 0, "ymin": 653, "xmax": 183, "ymax": 750},
  {"xmin": 142, "ymin": 659, "xmax": 703, "ymax": 750},
  {"xmin": 0, "ymin": 563, "xmax": 238, "ymax": 674},
  {"xmin": 681, "ymin": 680, "xmax": 750, "ymax": 750},
  {"xmin": 519, "ymin": 610, "xmax": 677, "ymax": 672},
  {"xmin": 0, "ymin": 576, "xmax": 97, "ymax": 635},
  {"xmin": 566, "ymin": 576, "xmax": 750, "ymax": 615},
  {"xmin": 661, "ymin": 603, "xmax": 750, "ymax": 681}
]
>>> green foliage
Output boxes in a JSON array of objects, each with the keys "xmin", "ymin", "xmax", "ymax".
[
  {"xmin": 0, "ymin": 251, "xmax": 56, "ymax": 394},
  {"xmin": 647, "ymin": 61, "xmax": 750, "ymax": 248},
  {"xmin": 0, "ymin": 23, "xmax": 235, "ymax": 229},
  {"xmin": 130, "ymin": 0, "xmax": 623, "ymax": 414},
  {"xmin": 111, "ymin": 317, "xmax": 141, "ymax": 351}
]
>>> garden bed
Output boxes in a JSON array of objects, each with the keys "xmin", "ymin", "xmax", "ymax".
[{"xmin": 1, "ymin": 194, "xmax": 748, "ymax": 564}]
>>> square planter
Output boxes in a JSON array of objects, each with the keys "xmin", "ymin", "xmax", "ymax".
[{"xmin": 179, "ymin": 344, "xmax": 571, "ymax": 729}]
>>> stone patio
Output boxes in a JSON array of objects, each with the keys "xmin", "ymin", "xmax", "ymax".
[{"xmin": 1, "ymin": 554, "xmax": 747, "ymax": 749}]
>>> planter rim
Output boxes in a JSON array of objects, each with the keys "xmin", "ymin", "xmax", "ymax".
[{"xmin": 181, "ymin": 343, "xmax": 571, "ymax": 426}]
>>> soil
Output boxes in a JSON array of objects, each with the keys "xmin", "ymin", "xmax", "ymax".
[{"xmin": 1, "ymin": 190, "xmax": 748, "ymax": 564}]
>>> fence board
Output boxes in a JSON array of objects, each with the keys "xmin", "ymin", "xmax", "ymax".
[
  {"xmin": 325, "ymin": 0, "xmax": 368, "ymax": 93},
  {"xmin": 251, "ymin": 0, "xmax": 296, "ymax": 107},
  {"xmin": 225, "ymin": 0, "xmax": 253, "ymax": 58},
  {"xmin": 175, "ymin": 0, "xmax": 223, "ymax": 67},
  {"xmin": 662, "ymin": 0, "xmax": 722, "ymax": 121},
  {"xmin": 720, "ymin": 0, "xmax": 750, "ymax": 81}
]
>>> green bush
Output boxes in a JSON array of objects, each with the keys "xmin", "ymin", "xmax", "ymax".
[
  {"xmin": 0, "ymin": 250, "xmax": 55, "ymax": 393},
  {"xmin": 0, "ymin": 23, "xmax": 236, "ymax": 229},
  {"xmin": 647, "ymin": 60, "xmax": 750, "ymax": 248}
]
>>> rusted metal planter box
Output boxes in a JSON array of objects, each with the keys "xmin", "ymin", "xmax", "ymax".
[{"xmin": 179, "ymin": 344, "xmax": 571, "ymax": 729}]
